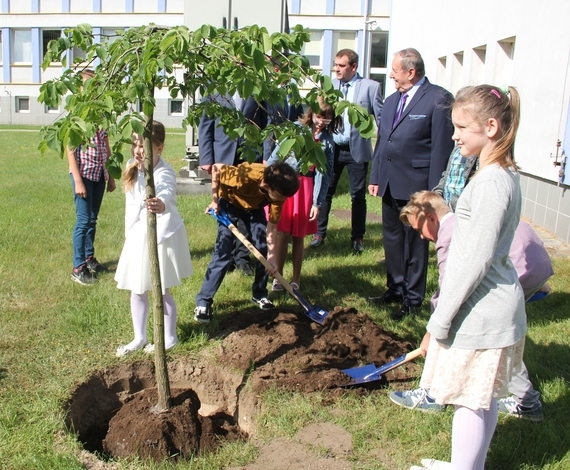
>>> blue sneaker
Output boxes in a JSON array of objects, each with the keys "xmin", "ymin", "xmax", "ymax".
[
  {"xmin": 389, "ymin": 388, "xmax": 445, "ymax": 412},
  {"xmin": 498, "ymin": 396, "xmax": 544, "ymax": 422}
]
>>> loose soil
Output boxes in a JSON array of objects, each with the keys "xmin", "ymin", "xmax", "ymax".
[{"xmin": 69, "ymin": 306, "xmax": 420, "ymax": 466}]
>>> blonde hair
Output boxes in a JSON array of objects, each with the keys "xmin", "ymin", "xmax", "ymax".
[
  {"xmin": 453, "ymin": 85, "xmax": 520, "ymax": 170},
  {"xmin": 400, "ymin": 191, "xmax": 450, "ymax": 226},
  {"xmin": 123, "ymin": 120, "xmax": 166, "ymax": 192}
]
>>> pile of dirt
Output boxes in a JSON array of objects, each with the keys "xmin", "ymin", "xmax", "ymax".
[
  {"xmin": 69, "ymin": 306, "xmax": 420, "ymax": 464},
  {"xmin": 217, "ymin": 306, "xmax": 419, "ymax": 392},
  {"xmin": 102, "ymin": 388, "xmax": 245, "ymax": 461}
]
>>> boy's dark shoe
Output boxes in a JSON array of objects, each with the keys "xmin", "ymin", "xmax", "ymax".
[
  {"xmin": 368, "ymin": 289, "xmax": 403, "ymax": 305},
  {"xmin": 309, "ymin": 235, "xmax": 324, "ymax": 248},
  {"xmin": 352, "ymin": 238, "xmax": 364, "ymax": 253},
  {"xmin": 252, "ymin": 296, "xmax": 276, "ymax": 310},
  {"xmin": 71, "ymin": 264, "xmax": 97, "ymax": 285},
  {"xmin": 194, "ymin": 306, "xmax": 212, "ymax": 323},
  {"xmin": 237, "ymin": 263, "xmax": 254, "ymax": 276},
  {"xmin": 85, "ymin": 256, "xmax": 104, "ymax": 273},
  {"xmin": 392, "ymin": 303, "xmax": 419, "ymax": 321}
]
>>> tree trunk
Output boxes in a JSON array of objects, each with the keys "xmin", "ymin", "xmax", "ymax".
[{"xmin": 143, "ymin": 112, "xmax": 171, "ymax": 412}]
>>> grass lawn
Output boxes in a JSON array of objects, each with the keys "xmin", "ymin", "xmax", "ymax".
[{"xmin": 0, "ymin": 126, "xmax": 569, "ymax": 469}]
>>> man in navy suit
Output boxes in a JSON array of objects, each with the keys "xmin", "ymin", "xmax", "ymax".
[
  {"xmin": 368, "ymin": 48, "xmax": 454, "ymax": 320},
  {"xmin": 198, "ymin": 93, "xmax": 267, "ymax": 275},
  {"xmin": 309, "ymin": 49, "xmax": 383, "ymax": 253}
]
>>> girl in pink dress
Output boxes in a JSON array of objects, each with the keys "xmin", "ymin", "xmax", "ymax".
[{"xmin": 267, "ymin": 97, "xmax": 339, "ymax": 291}]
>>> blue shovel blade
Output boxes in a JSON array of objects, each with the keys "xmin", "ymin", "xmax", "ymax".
[
  {"xmin": 341, "ymin": 363, "xmax": 378, "ymax": 380},
  {"xmin": 306, "ymin": 305, "xmax": 329, "ymax": 325}
]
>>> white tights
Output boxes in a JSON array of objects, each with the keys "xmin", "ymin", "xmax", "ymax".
[
  {"xmin": 451, "ymin": 399, "xmax": 498, "ymax": 470},
  {"xmin": 125, "ymin": 289, "xmax": 178, "ymax": 350}
]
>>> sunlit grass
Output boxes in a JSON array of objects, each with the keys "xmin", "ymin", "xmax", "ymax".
[{"xmin": 0, "ymin": 127, "xmax": 569, "ymax": 469}]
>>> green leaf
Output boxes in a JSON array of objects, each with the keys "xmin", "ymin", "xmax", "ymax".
[
  {"xmin": 96, "ymin": 46, "xmax": 107, "ymax": 60},
  {"xmin": 253, "ymin": 48, "xmax": 266, "ymax": 71},
  {"xmin": 131, "ymin": 120, "xmax": 144, "ymax": 135},
  {"xmin": 277, "ymin": 138, "xmax": 295, "ymax": 159}
]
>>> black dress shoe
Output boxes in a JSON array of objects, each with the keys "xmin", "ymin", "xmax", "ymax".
[
  {"xmin": 237, "ymin": 263, "xmax": 254, "ymax": 276},
  {"xmin": 352, "ymin": 238, "xmax": 364, "ymax": 253},
  {"xmin": 309, "ymin": 236, "xmax": 325, "ymax": 248},
  {"xmin": 391, "ymin": 304, "xmax": 419, "ymax": 321},
  {"xmin": 368, "ymin": 289, "xmax": 403, "ymax": 305}
]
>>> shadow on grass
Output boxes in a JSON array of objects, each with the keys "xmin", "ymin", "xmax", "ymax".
[
  {"xmin": 526, "ymin": 291, "xmax": 570, "ymax": 326},
  {"xmin": 488, "ymin": 386, "xmax": 570, "ymax": 469}
]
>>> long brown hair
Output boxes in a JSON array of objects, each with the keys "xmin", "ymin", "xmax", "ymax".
[
  {"xmin": 123, "ymin": 120, "xmax": 166, "ymax": 191},
  {"xmin": 453, "ymin": 85, "xmax": 521, "ymax": 170},
  {"xmin": 298, "ymin": 96, "xmax": 341, "ymax": 134}
]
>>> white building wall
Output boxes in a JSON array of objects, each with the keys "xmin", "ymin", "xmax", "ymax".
[{"xmin": 389, "ymin": 0, "xmax": 570, "ymax": 243}]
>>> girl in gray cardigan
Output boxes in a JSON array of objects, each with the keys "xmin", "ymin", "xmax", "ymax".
[{"xmin": 412, "ymin": 85, "xmax": 526, "ymax": 470}]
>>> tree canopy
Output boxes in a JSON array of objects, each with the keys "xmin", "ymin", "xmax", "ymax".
[{"xmin": 38, "ymin": 23, "xmax": 376, "ymax": 175}]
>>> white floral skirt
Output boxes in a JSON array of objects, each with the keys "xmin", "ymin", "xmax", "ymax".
[{"xmin": 419, "ymin": 335, "xmax": 526, "ymax": 410}]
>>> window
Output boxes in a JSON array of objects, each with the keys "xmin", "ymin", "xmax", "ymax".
[
  {"xmin": 331, "ymin": 32, "xmax": 356, "ymax": 66},
  {"xmin": 45, "ymin": 104, "xmax": 60, "ymax": 113},
  {"xmin": 0, "ymin": 31, "xmax": 3, "ymax": 63},
  {"xmin": 335, "ymin": 0, "xmax": 359, "ymax": 15},
  {"xmin": 12, "ymin": 30, "xmax": 32, "ymax": 63},
  {"xmin": 72, "ymin": 45, "xmax": 87, "ymax": 63},
  {"xmin": 42, "ymin": 30, "xmax": 61, "ymax": 59},
  {"xmin": 16, "ymin": 97, "xmax": 30, "ymax": 113},
  {"xmin": 169, "ymin": 99, "xmax": 183, "ymax": 115},
  {"xmin": 494, "ymin": 37, "xmax": 515, "ymax": 85},
  {"xmin": 470, "ymin": 45, "xmax": 486, "ymax": 85},
  {"xmin": 302, "ymin": 31, "xmax": 323, "ymax": 68},
  {"xmin": 370, "ymin": 31, "xmax": 388, "ymax": 69},
  {"xmin": 299, "ymin": 0, "xmax": 326, "ymax": 15},
  {"xmin": 436, "ymin": 56, "xmax": 447, "ymax": 86},
  {"xmin": 101, "ymin": 28, "xmax": 124, "ymax": 43}
]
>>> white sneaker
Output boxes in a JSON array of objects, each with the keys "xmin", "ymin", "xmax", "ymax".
[
  {"xmin": 115, "ymin": 342, "xmax": 146, "ymax": 358},
  {"xmin": 143, "ymin": 341, "xmax": 179, "ymax": 354},
  {"xmin": 252, "ymin": 296, "xmax": 275, "ymax": 310},
  {"xmin": 421, "ymin": 459, "xmax": 452, "ymax": 469},
  {"xmin": 410, "ymin": 459, "xmax": 451, "ymax": 470}
]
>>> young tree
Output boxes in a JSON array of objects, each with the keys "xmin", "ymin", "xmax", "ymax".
[{"xmin": 38, "ymin": 23, "xmax": 375, "ymax": 411}]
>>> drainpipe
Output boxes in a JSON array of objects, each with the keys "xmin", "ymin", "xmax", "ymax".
[{"xmin": 362, "ymin": 0, "xmax": 370, "ymax": 77}]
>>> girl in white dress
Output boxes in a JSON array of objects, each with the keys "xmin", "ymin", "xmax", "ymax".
[
  {"xmin": 412, "ymin": 86, "xmax": 526, "ymax": 470},
  {"xmin": 115, "ymin": 121, "xmax": 192, "ymax": 357}
]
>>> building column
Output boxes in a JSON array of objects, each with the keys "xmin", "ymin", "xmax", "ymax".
[
  {"xmin": 2, "ymin": 27, "xmax": 10, "ymax": 83},
  {"xmin": 322, "ymin": 30, "xmax": 333, "ymax": 77},
  {"xmin": 32, "ymin": 27, "xmax": 41, "ymax": 83}
]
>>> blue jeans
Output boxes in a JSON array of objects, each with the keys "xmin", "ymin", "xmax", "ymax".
[
  {"xmin": 71, "ymin": 174, "xmax": 106, "ymax": 269},
  {"xmin": 196, "ymin": 198, "xmax": 269, "ymax": 308}
]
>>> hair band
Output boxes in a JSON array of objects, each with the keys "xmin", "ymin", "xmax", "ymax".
[{"xmin": 490, "ymin": 89, "xmax": 501, "ymax": 99}]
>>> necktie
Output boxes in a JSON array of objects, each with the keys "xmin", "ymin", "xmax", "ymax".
[
  {"xmin": 393, "ymin": 92, "xmax": 408, "ymax": 128},
  {"xmin": 341, "ymin": 82, "xmax": 349, "ymax": 99}
]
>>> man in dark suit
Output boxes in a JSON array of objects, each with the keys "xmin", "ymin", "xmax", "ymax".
[
  {"xmin": 309, "ymin": 48, "xmax": 383, "ymax": 253},
  {"xmin": 368, "ymin": 48, "xmax": 454, "ymax": 320},
  {"xmin": 198, "ymin": 93, "xmax": 267, "ymax": 275}
]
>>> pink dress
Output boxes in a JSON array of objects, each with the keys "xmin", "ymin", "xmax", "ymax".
[{"xmin": 276, "ymin": 170, "xmax": 317, "ymax": 237}]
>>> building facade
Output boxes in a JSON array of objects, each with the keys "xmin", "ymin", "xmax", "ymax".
[
  {"xmin": 389, "ymin": 0, "xmax": 570, "ymax": 243},
  {"xmin": 0, "ymin": 0, "xmax": 389, "ymax": 128},
  {"xmin": 0, "ymin": 0, "xmax": 186, "ymax": 127}
]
